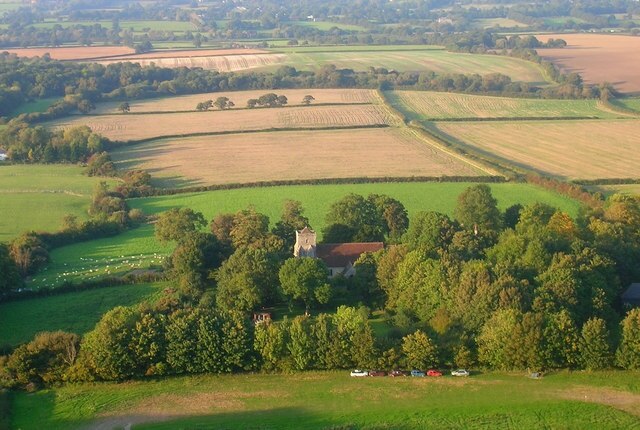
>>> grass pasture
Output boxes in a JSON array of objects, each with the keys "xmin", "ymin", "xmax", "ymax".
[
  {"xmin": 611, "ymin": 98, "xmax": 640, "ymax": 113},
  {"xmin": 52, "ymin": 104, "xmax": 397, "ymax": 141},
  {"xmin": 10, "ymin": 97, "xmax": 59, "ymax": 117},
  {"xmin": 0, "ymin": 282, "xmax": 165, "ymax": 347},
  {"xmin": 111, "ymin": 128, "xmax": 483, "ymax": 187},
  {"xmin": 10, "ymin": 371, "xmax": 640, "ymax": 429},
  {"xmin": 0, "ymin": 165, "xmax": 118, "ymax": 242},
  {"xmin": 387, "ymin": 90, "xmax": 616, "ymax": 120},
  {"xmin": 91, "ymin": 89, "xmax": 376, "ymax": 114},
  {"xmin": 433, "ymin": 119, "xmax": 640, "ymax": 180},
  {"xmin": 538, "ymin": 33, "xmax": 640, "ymax": 94},
  {"xmin": 29, "ymin": 182, "xmax": 580, "ymax": 289}
]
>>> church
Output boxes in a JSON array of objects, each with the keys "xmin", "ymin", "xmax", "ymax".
[{"xmin": 293, "ymin": 227, "xmax": 384, "ymax": 277}]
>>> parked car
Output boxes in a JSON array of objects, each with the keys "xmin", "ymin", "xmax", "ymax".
[
  {"xmin": 426, "ymin": 369, "xmax": 442, "ymax": 377},
  {"xmin": 389, "ymin": 370, "xmax": 405, "ymax": 377},
  {"xmin": 369, "ymin": 370, "xmax": 386, "ymax": 377},
  {"xmin": 451, "ymin": 369, "xmax": 470, "ymax": 377},
  {"xmin": 410, "ymin": 369, "xmax": 426, "ymax": 377},
  {"xmin": 350, "ymin": 369, "xmax": 369, "ymax": 377}
]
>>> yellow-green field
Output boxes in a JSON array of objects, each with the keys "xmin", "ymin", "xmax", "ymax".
[{"xmin": 433, "ymin": 119, "xmax": 640, "ymax": 180}]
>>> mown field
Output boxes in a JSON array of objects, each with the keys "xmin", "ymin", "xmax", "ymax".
[
  {"xmin": 0, "ymin": 165, "xmax": 118, "ymax": 242},
  {"xmin": 433, "ymin": 119, "xmax": 640, "ymax": 180},
  {"xmin": 10, "ymin": 371, "xmax": 640, "ymax": 429},
  {"xmin": 387, "ymin": 90, "xmax": 618, "ymax": 120},
  {"xmin": 51, "ymin": 104, "xmax": 397, "ymax": 141},
  {"xmin": 27, "ymin": 182, "xmax": 580, "ymax": 290},
  {"xmin": 538, "ymin": 33, "xmax": 640, "ymax": 94},
  {"xmin": 0, "ymin": 282, "xmax": 165, "ymax": 347},
  {"xmin": 110, "ymin": 128, "xmax": 483, "ymax": 187},
  {"xmin": 273, "ymin": 46, "xmax": 548, "ymax": 84},
  {"xmin": 91, "ymin": 89, "xmax": 376, "ymax": 114}
]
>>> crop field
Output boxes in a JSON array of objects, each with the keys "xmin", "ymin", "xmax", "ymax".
[
  {"xmin": 91, "ymin": 89, "xmax": 377, "ymax": 114},
  {"xmin": 538, "ymin": 33, "xmax": 640, "ymax": 94},
  {"xmin": 434, "ymin": 119, "xmax": 640, "ymax": 180},
  {"xmin": 51, "ymin": 104, "xmax": 397, "ymax": 141},
  {"xmin": 4, "ymin": 46, "xmax": 134, "ymax": 60},
  {"xmin": 110, "ymin": 128, "xmax": 482, "ymax": 187},
  {"xmin": 28, "ymin": 182, "xmax": 580, "ymax": 289},
  {"xmin": 0, "ymin": 165, "xmax": 118, "ymax": 242},
  {"xmin": 271, "ymin": 46, "xmax": 548, "ymax": 84},
  {"xmin": 96, "ymin": 52, "xmax": 287, "ymax": 72},
  {"xmin": 0, "ymin": 282, "xmax": 165, "ymax": 347},
  {"xmin": 387, "ymin": 90, "xmax": 616, "ymax": 120},
  {"xmin": 10, "ymin": 371, "xmax": 640, "ymax": 429}
]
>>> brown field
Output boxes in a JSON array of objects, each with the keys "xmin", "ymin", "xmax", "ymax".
[
  {"xmin": 111, "ymin": 128, "xmax": 484, "ymax": 186},
  {"xmin": 95, "ymin": 53, "xmax": 286, "ymax": 72},
  {"xmin": 51, "ymin": 104, "xmax": 398, "ymax": 141},
  {"xmin": 91, "ymin": 89, "xmax": 377, "ymax": 114},
  {"xmin": 435, "ymin": 119, "xmax": 640, "ymax": 179},
  {"xmin": 538, "ymin": 33, "xmax": 640, "ymax": 94},
  {"xmin": 2, "ymin": 46, "xmax": 135, "ymax": 60}
]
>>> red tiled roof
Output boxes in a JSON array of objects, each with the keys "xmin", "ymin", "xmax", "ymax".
[{"xmin": 316, "ymin": 242, "xmax": 384, "ymax": 267}]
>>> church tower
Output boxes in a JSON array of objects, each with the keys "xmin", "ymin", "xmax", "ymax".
[{"xmin": 294, "ymin": 227, "xmax": 317, "ymax": 257}]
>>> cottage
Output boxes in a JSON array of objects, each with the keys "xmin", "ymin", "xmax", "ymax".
[
  {"xmin": 293, "ymin": 227, "xmax": 384, "ymax": 277},
  {"xmin": 622, "ymin": 283, "xmax": 640, "ymax": 308}
]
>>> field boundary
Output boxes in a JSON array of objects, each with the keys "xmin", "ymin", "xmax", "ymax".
[{"xmin": 423, "ymin": 116, "xmax": 601, "ymax": 122}]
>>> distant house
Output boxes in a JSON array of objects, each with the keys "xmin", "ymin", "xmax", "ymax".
[
  {"xmin": 622, "ymin": 283, "xmax": 640, "ymax": 308},
  {"xmin": 0, "ymin": 150, "xmax": 7, "ymax": 161},
  {"xmin": 293, "ymin": 227, "xmax": 384, "ymax": 277}
]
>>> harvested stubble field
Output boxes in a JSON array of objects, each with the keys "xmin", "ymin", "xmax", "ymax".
[
  {"xmin": 538, "ymin": 33, "xmax": 640, "ymax": 94},
  {"xmin": 91, "ymin": 89, "xmax": 376, "ymax": 114},
  {"xmin": 110, "ymin": 128, "xmax": 483, "ymax": 187},
  {"xmin": 96, "ymin": 51, "xmax": 287, "ymax": 72},
  {"xmin": 51, "ymin": 104, "xmax": 396, "ymax": 141},
  {"xmin": 388, "ymin": 90, "xmax": 617, "ymax": 120},
  {"xmin": 106, "ymin": 48, "xmax": 269, "ymax": 60},
  {"xmin": 434, "ymin": 119, "xmax": 640, "ymax": 180},
  {"xmin": 4, "ymin": 46, "xmax": 134, "ymax": 60}
]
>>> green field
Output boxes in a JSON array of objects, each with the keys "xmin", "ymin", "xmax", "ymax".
[
  {"xmin": 386, "ymin": 90, "xmax": 617, "ymax": 120},
  {"xmin": 10, "ymin": 97, "xmax": 59, "ymax": 117},
  {"xmin": 473, "ymin": 18, "xmax": 530, "ymax": 29},
  {"xmin": 10, "ymin": 371, "xmax": 640, "ymax": 429},
  {"xmin": 269, "ymin": 46, "xmax": 548, "ymax": 84},
  {"xmin": 28, "ymin": 182, "xmax": 581, "ymax": 289},
  {"xmin": 611, "ymin": 98, "xmax": 640, "ymax": 113},
  {"xmin": 0, "ymin": 282, "xmax": 164, "ymax": 347},
  {"xmin": 286, "ymin": 21, "xmax": 367, "ymax": 31},
  {"xmin": 0, "ymin": 165, "xmax": 118, "ymax": 242},
  {"xmin": 29, "ymin": 19, "xmax": 196, "ymax": 32}
]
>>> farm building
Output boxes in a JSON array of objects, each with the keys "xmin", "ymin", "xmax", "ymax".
[
  {"xmin": 293, "ymin": 227, "xmax": 383, "ymax": 277},
  {"xmin": 622, "ymin": 283, "xmax": 640, "ymax": 308}
]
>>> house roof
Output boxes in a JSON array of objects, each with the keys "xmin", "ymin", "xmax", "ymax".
[
  {"xmin": 298, "ymin": 226, "xmax": 315, "ymax": 235},
  {"xmin": 316, "ymin": 242, "xmax": 384, "ymax": 267},
  {"xmin": 622, "ymin": 283, "xmax": 640, "ymax": 301}
]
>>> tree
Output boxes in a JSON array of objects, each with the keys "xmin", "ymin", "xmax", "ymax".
[
  {"xmin": 214, "ymin": 97, "xmax": 232, "ymax": 110},
  {"xmin": 454, "ymin": 184, "xmax": 501, "ymax": 233},
  {"xmin": 277, "ymin": 95, "xmax": 288, "ymax": 106},
  {"xmin": 154, "ymin": 208, "xmax": 206, "ymax": 243},
  {"xmin": 302, "ymin": 95, "xmax": 315, "ymax": 105},
  {"xmin": 288, "ymin": 316, "xmax": 314, "ymax": 370},
  {"xmin": 324, "ymin": 193, "xmax": 384, "ymax": 242},
  {"xmin": 404, "ymin": 211, "xmax": 457, "ymax": 256},
  {"xmin": 477, "ymin": 309, "xmax": 519, "ymax": 369},
  {"xmin": 9, "ymin": 232, "xmax": 49, "ymax": 277},
  {"xmin": 272, "ymin": 199, "xmax": 309, "ymax": 251},
  {"xmin": 167, "ymin": 232, "xmax": 223, "ymax": 296},
  {"xmin": 616, "ymin": 308, "xmax": 640, "ymax": 369},
  {"xmin": 368, "ymin": 194, "xmax": 409, "ymax": 241},
  {"xmin": 215, "ymin": 247, "xmax": 279, "ymax": 314},
  {"xmin": 0, "ymin": 243, "xmax": 22, "ymax": 293},
  {"xmin": 401, "ymin": 330, "xmax": 438, "ymax": 370},
  {"xmin": 118, "ymin": 102, "xmax": 130, "ymax": 113},
  {"xmin": 279, "ymin": 257, "xmax": 331, "ymax": 311},
  {"xmin": 247, "ymin": 98, "xmax": 258, "ymax": 108},
  {"xmin": 196, "ymin": 100, "xmax": 213, "ymax": 111},
  {"xmin": 77, "ymin": 99, "xmax": 95, "ymax": 114},
  {"xmin": 579, "ymin": 317, "xmax": 612, "ymax": 370}
]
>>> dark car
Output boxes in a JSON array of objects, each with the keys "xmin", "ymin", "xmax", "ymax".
[
  {"xmin": 389, "ymin": 370, "xmax": 405, "ymax": 377},
  {"xmin": 369, "ymin": 370, "xmax": 386, "ymax": 377}
]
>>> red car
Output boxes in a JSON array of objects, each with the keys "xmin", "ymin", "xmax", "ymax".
[
  {"xmin": 389, "ymin": 370, "xmax": 405, "ymax": 377},
  {"xmin": 369, "ymin": 370, "xmax": 386, "ymax": 377},
  {"xmin": 427, "ymin": 369, "xmax": 442, "ymax": 377}
]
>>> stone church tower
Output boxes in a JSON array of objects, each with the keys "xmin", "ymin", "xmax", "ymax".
[{"xmin": 294, "ymin": 227, "xmax": 317, "ymax": 257}]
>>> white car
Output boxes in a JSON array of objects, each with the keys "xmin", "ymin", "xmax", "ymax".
[
  {"xmin": 451, "ymin": 369, "xmax": 470, "ymax": 377},
  {"xmin": 350, "ymin": 369, "xmax": 369, "ymax": 377}
]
